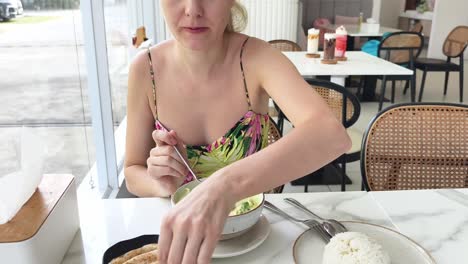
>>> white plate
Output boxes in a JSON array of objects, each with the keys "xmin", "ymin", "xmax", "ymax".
[
  {"xmin": 293, "ymin": 221, "xmax": 436, "ymax": 264},
  {"xmin": 213, "ymin": 215, "xmax": 270, "ymax": 258}
]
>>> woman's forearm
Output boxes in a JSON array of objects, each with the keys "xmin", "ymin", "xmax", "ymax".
[
  {"xmin": 213, "ymin": 115, "xmax": 351, "ymax": 201},
  {"xmin": 124, "ymin": 165, "xmax": 167, "ymax": 197}
]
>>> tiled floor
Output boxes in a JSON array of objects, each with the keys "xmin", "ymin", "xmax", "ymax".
[{"xmin": 283, "ymin": 57, "xmax": 467, "ymax": 193}]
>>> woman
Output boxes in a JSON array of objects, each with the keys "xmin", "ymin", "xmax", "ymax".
[{"xmin": 124, "ymin": 0, "xmax": 351, "ymax": 263}]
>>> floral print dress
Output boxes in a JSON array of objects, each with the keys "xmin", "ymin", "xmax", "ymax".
[
  {"xmin": 149, "ymin": 37, "xmax": 271, "ymax": 184},
  {"xmin": 155, "ymin": 111, "xmax": 270, "ymax": 183}
]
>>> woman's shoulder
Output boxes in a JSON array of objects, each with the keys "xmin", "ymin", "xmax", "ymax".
[
  {"xmin": 231, "ymin": 33, "xmax": 273, "ymax": 54},
  {"xmin": 128, "ymin": 40, "xmax": 175, "ymax": 93},
  {"xmin": 235, "ymin": 34, "xmax": 287, "ymax": 68},
  {"xmin": 130, "ymin": 39, "xmax": 175, "ymax": 73}
]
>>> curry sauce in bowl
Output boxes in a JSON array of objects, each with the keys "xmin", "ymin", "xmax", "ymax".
[{"xmin": 171, "ymin": 181, "xmax": 265, "ymax": 240}]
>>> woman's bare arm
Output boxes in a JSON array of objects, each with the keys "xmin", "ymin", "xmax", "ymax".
[
  {"xmin": 208, "ymin": 38, "xmax": 352, "ymax": 200},
  {"xmin": 124, "ymin": 51, "xmax": 165, "ymax": 197}
]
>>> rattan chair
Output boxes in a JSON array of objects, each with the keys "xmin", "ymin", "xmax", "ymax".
[
  {"xmin": 268, "ymin": 39, "xmax": 302, "ymax": 52},
  {"xmin": 399, "ymin": 23, "xmax": 424, "ymax": 93},
  {"xmin": 268, "ymin": 39, "xmax": 302, "ymax": 134},
  {"xmin": 376, "ymin": 32, "xmax": 424, "ymax": 111},
  {"xmin": 411, "ymin": 22, "xmax": 423, "ymax": 33},
  {"xmin": 286, "ymin": 79, "xmax": 361, "ymax": 192},
  {"xmin": 414, "ymin": 26, "xmax": 468, "ymax": 103},
  {"xmin": 361, "ymin": 103, "xmax": 468, "ymax": 191},
  {"xmin": 264, "ymin": 118, "xmax": 284, "ymax": 194}
]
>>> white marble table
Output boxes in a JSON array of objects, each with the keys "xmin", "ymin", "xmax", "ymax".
[
  {"xmin": 62, "ymin": 189, "xmax": 468, "ymax": 264},
  {"xmin": 325, "ymin": 24, "xmax": 401, "ymax": 37},
  {"xmin": 372, "ymin": 189, "xmax": 468, "ymax": 264},
  {"xmin": 283, "ymin": 51, "xmax": 412, "ymax": 86}
]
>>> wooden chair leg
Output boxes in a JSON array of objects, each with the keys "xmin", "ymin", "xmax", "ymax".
[
  {"xmin": 418, "ymin": 70, "xmax": 427, "ymax": 102},
  {"xmin": 379, "ymin": 76, "xmax": 387, "ymax": 111},
  {"xmin": 391, "ymin": 80, "xmax": 396, "ymax": 103},
  {"xmin": 444, "ymin": 71, "xmax": 450, "ymax": 95},
  {"xmin": 460, "ymin": 69, "xmax": 464, "ymax": 102}
]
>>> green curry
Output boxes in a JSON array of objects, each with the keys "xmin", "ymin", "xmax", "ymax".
[
  {"xmin": 229, "ymin": 197, "xmax": 258, "ymax": 216},
  {"xmin": 178, "ymin": 188, "xmax": 259, "ymax": 216}
]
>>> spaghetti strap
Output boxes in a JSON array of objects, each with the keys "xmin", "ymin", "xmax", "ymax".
[
  {"xmin": 239, "ymin": 37, "xmax": 252, "ymax": 110},
  {"xmin": 147, "ymin": 47, "xmax": 158, "ymax": 119}
]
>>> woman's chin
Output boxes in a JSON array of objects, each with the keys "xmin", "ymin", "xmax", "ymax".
[
  {"xmin": 175, "ymin": 34, "xmax": 219, "ymax": 51},
  {"xmin": 182, "ymin": 41, "xmax": 213, "ymax": 51}
]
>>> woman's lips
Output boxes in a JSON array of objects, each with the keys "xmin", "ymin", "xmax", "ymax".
[{"xmin": 183, "ymin": 27, "xmax": 208, "ymax": 34}]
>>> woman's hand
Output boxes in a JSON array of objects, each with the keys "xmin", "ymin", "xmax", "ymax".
[
  {"xmin": 158, "ymin": 174, "xmax": 236, "ymax": 264},
  {"xmin": 147, "ymin": 130, "xmax": 189, "ymax": 197}
]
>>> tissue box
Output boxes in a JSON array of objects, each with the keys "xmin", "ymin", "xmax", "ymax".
[
  {"xmin": 361, "ymin": 23, "xmax": 380, "ymax": 33},
  {"xmin": 0, "ymin": 174, "xmax": 79, "ymax": 264}
]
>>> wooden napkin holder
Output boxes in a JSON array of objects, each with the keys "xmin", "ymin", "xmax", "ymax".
[{"xmin": 0, "ymin": 174, "xmax": 79, "ymax": 264}]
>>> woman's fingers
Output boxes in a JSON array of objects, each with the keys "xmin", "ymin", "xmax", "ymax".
[
  {"xmin": 197, "ymin": 232, "xmax": 219, "ymax": 264},
  {"xmin": 150, "ymin": 145, "xmax": 188, "ymax": 171},
  {"xmin": 163, "ymin": 216, "xmax": 209, "ymax": 264},
  {"xmin": 167, "ymin": 220, "xmax": 189, "ymax": 264},
  {"xmin": 147, "ymin": 165, "xmax": 183, "ymax": 180},
  {"xmin": 153, "ymin": 130, "xmax": 177, "ymax": 147},
  {"xmin": 157, "ymin": 171, "xmax": 232, "ymax": 264},
  {"xmin": 158, "ymin": 216, "xmax": 173, "ymax": 263},
  {"xmin": 170, "ymin": 130, "xmax": 188, "ymax": 159},
  {"xmin": 147, "ymin": 155, "xmax": 188, "ymax": 177},
  {"xmin": 181, "ymin": 227, "xmax": 204, "ymax": 264}
]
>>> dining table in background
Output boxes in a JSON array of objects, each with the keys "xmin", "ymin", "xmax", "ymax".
[
  {"xmin": 62, "ymin": 187, "xmax": 468, "ymax": 264},
  {"xmin": 283, "ymin": 51, "xmax": 415, "ymax": 102},
  {"xmin": 325, "ymin": 24, "xmax": 401, "ymax": 50}
]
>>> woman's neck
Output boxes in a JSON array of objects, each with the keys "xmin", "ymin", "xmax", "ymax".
[{"xmin": 175, "ymin": 33, "xmax": 230, "ymax": 79}]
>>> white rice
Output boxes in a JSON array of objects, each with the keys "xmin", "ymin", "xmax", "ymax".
[{"xmin": 322, "ymin": 232, "xmax": 391, "ymax": 264}]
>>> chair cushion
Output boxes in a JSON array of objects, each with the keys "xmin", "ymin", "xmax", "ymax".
[
  {"xmin": 361, "ymin": 40, "xmax": 380, "ymax": 57},
  {"xmin": 415, "ymin": 58, "xmax": 460, "ymax": 71}
]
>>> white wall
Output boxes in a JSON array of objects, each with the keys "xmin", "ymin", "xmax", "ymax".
[
  {"xmin": 377, "ymin": 0, "xmax": 405, "ymax": 27},
  {"xmin": 428, "ymin": 0, "xmax": 468, "ymax": 59},
  {"xmin": 372, "ymin": 0, "xmax": 381, "ymax": 22},
  {"xmin": 240, "ymin": 0, "xmax": 300, "ymax": 42}
]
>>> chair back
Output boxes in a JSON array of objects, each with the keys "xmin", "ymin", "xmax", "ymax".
[
  {"xmin": 378, "ymin": 31, "xmax": 424, "ymax": 66},
  {"xmin": 273, "ymin": 78, "xmax": 360, "ymax": 135},
  {"xmin": 410, "ymin": 22, "xmax": 423, "ymax": 33},
  {"xmin": 443, "ymin": 25, "xmax": 468, "ymax": 58},
  {"xmin": 264, "ymin": 118, "xmax": 284, "ymax": 194},
  {"xmin": 361, "ymin": 103, "xmax": 468, "ymax": 191},
  {"xmin": 267, "ymin": 39, "xmax": 300, "ymax": 134},
  {"xmin": 306, "ymin": 79, "xmax": 360, "ymax": 128},
  {"xmin": 267, "ymin": 118, "xmax": 282, "ymax": 145},
  {"xmin": 335, "ymin": 15, "xmax": 359, "ymax": 25},
  {"xmin": 268, "ymin": 39, "xmax": 302, "ymax": 52}
]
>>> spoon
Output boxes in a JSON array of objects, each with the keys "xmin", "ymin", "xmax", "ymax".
[{"xmin": 172, "ymin": 145, "xmax": 201, "ymax": 182}]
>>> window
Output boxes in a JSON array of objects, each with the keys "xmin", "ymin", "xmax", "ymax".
[{"xmin": 0, "ymin": 1, "xmax": 94, "ymax": 186}]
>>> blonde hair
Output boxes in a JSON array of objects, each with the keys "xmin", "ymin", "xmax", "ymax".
[{"xmin": 226, "ymin": 1, "xmax": 248, "ymax": 32}]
